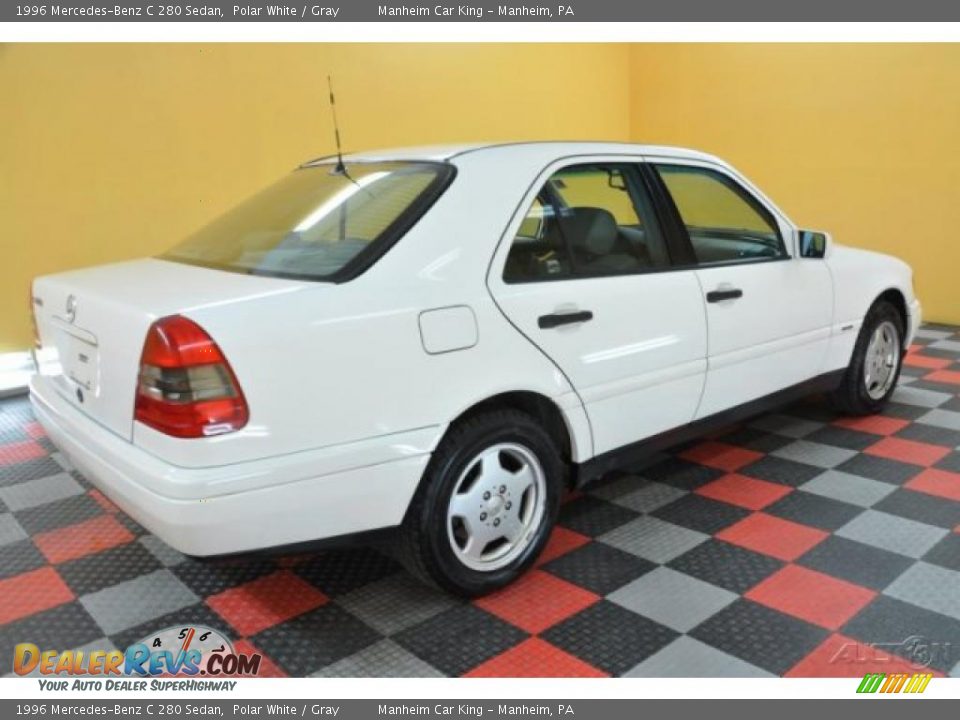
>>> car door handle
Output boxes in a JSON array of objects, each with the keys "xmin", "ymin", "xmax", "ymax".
[
  {"xmin": 706, "ymin": 288, "xmax": 744, "ymax": 303},
  {"xmin": 538, "ymin": 310, "xmax": 594, "ymax": 329}
]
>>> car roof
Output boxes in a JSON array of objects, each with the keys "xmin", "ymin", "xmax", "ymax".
[{"xmin": 302, "ymin": 141, "xmax": 722, "ymax": 166}]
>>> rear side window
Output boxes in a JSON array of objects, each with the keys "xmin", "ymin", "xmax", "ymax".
[
  {"xmin": 503, "ymin": 163, "xmax": 670, "ymax": 283},
  {"xmin": 164, "ymin": 161, "xmax": 453, "ymax": 282},
  {"xmin": 655, "ymin": 164, "xmax": 786, "ymax": 265}
]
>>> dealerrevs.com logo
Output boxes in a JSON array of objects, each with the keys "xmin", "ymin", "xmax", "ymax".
[{"xmin": 13, "ymin": 625, "xmax": 261, "ymax": 689}]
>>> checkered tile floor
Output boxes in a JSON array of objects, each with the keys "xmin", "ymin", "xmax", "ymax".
[{"xmin": 3, "ymin": 324, "xmax": 960, "ymax": 678}]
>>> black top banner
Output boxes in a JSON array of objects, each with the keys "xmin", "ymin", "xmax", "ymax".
[{"xmin": 6, "ymin": 0, "xmax": 960, "ymax": 21}]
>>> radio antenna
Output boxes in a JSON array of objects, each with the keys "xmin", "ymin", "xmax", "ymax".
[{"xmin": 327, "ymin": 75, "xmax": 346, "ymax": 175}]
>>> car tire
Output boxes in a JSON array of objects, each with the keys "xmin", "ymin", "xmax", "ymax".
[
  {"xmin": 396, "ymin": 409, "xmax": 564, "ymax": 597},
  {"xmin": 831, "ymin": 300, "xmax": 905, "ymax": 416}
]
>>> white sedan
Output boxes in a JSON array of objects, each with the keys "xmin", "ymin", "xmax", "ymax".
[{"xmin": 30, "ymin": 142, "xmax": 920, "ymax": 595}]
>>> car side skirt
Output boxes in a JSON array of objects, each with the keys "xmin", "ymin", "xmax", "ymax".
[{"xmin": 572, "ymin": 368, "xmax": 846, "ymax": 488}]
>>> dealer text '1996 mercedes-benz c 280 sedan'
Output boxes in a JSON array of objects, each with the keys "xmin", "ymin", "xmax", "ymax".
[{"xmin": 30, "ymin": 142, "xmax": 920, "ymax": 595}]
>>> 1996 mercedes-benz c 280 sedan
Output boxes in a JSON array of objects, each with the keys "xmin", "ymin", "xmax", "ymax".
[{"xmin": 30, "ymin": 142, "xmax": 920, "ymax": 595}]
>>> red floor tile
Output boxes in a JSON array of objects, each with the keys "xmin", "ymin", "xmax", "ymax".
[
  {"xmin": 474, "ymin": 569, "xmax": 599, "ymax": 634},
  {"xmin": 34, "ymin": 514, "xmax": 134, "ymax": 564},
  {"xmin": 0, "ymin": 567, "xmax": 74, "ymax": 625},
  {"xmin": 535, "ymin": 526, "xmax": 591, "ymax": 567},
  {"xmin": 89, "ymin": 489, "xmax": 120, "ymax": 514},
  {"xmin": 746, "ymin": 565, "xmax": 875, "ymax": 630},
  {"xmin": 24, "ymin": 421, "xmax": 47, "ymax": 440},
  {"xmin": 464, "ymin": 637, "xmax": 608, "ymax": 678},
  {"xmin": 679, "ymin": 441, "xmax": 763, "ymax": 472},
  {"xmin": 833, "ymin": 415, "xmax": 910, "ymax": 436},
  {"xmin": 906, "ymin": 467, "xmax": 960, "ymax": 502},
  {"xmin": 228, "ymin": 639, "xmax": 288, "ymax": 678},
  {"xmin": 865, "ymin": 436, "xmax": 952, "ymax": 467},
  {"xmin": 207, "ymin": 570, "xmax": 328, "ymax": 637},
  {"xmin": 903, "ymin": 354, "xmax": 951, "ymax": 370},
  {"xmin": 695, "ymin": 473, "xmax": 793, "ymax": 511},
  {"xmin": 786, "ymin": 633, "xmax": 945, "ymax": 678},
  {"xmin": 717, "ymin": 513, "xmax": 828, "ymax": 561},
  {"xmin": 924, "ymin": 369, "xmax": 960, "ymax": 385},
  {"xmin": 0, "ymin": 440, "xmax": 47, "ymax": 466}
]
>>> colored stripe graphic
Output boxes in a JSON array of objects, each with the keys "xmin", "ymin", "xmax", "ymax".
[{"xmin": 857, "ymin": 673, "xmax": 932, "ymax": 694}]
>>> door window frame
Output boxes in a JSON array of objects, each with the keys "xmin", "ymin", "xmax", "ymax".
[
  {"xmin": 642, "ymin": 158, "xmax": 797, "ymax": 270},
  {"xmin": 491, "ymin": 155, "xmax": 693, "ymax": 286}
]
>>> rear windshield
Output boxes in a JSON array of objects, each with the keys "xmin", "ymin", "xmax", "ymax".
[{"xmin": 163, "ymin": 161, "xmax": 453, "ymax": 281}]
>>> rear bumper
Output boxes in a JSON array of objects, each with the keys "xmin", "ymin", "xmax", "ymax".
[{"xmin": 30, "ymin": 376, "xmax": 430, "ymax": 556}]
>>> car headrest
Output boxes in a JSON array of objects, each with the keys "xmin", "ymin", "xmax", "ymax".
[{"xmin": 562, "ymin": 207, "xmax": 619, "ymax": 256}]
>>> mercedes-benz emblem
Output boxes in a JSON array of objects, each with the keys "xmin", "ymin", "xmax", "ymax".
[{"xmin": 65, "ymin": 294, "xmax": 77, "ymax": 323}]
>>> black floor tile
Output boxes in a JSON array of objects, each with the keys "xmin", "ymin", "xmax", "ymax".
[
  {"xmin": 60, "ymin": 542, "xmax": 162, "ymax": 596},
  {"xmin": 764, "ymin": 491, "xmax": 862, "ymax": 532},
  {"xmin": 667, "ymin": 539, "xmax": 784, "ymax": 594},
  {"xmin": 651, "ymin": 495, "xmax": 750, "ymax": 535},
  {"xmin": 0, "ymin": 539, "xmax": 45, "ymax": 581},
  {"xmin": 873, "ymin": 489, "xmax": 960, "ymax": 530},
  {"xmin": 393, "ymin": 605, "xmax": 527, "ymax": 677},
  {"xmin": 690, "ymin": 599, "xmax": 828, "ymax": 676},
  {"xmin": 797, "ymin": 536, "xmax": 913, "ymax": 591},
  {"xmin": 842, "ymin": 595, "xmax": 960, "ymax": 673},
  {"xmin": 923, "ymin": 533, "xmax": 960, "ymax": 572},
  {"xmin": 541, "ymin": 600, "xmax": 678, "ymax": 676},
  {"xmin": 640, "ymin": 457, "xmax": 724, "ymax": 491},
  {"xmin": 0, "ymin": 602, "xmax": 102, "ymax": 664},
  {"xmin": 836, "ymin": 454, "xmax": 923, "ymax": 485},
  {"xmin": 740, "ymin": 456, "xmax": 823, "ymax": 487},
  {"xmin": 557, "ymin": 496, "xmax": 639, "ymax": 537},
  {"xmin": 253, "ymin": 604, "xmax": 382, "ymax": 676},
  {"xmin": 542, "ymin": 542, "xmax": 656, "ymax": 596}
]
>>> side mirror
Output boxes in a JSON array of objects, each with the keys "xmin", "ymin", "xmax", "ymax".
[{"xmin": 798, "ymin": 229, "xmax": 831, "ymax": 259}]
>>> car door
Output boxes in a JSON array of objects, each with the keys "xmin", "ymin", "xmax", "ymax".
[
  {"xmin": 648, "ymin": 159, "xmax": 834, "ymax": 419},
  {"xmin": 488, "ymin": 158, "xmax": 708, "ymax": 456}
]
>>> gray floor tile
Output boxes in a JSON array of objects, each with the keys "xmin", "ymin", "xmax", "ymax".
[
  {"xmin": 917, "ymin": 408, "xmax": 960, "ymax": 432},
  {"xmin": 598, "ymin": 516, "xmax": 708, "ymax": 564},
  {"xmin": 608, "ymin": 567, "xmax": 737, "ymax": 633},
  {"xmin": 0, "ymin": 473, "xmax": 83, "ymax": 512},
  {"xmin": 51, "ymin": 452, "xmax": 74, "ymax": 472},
  {"xmin": 836, "ymin": 510, "xmax": 948, "ymax": 558},
  {"xmin": 80, "ymin": 569, "xmax": 198, "ymax": 635},
  {"xmin": 800, "ymin": 470, "xmax": 897, "ymax": 508},
  {"xmin": 928, "ymin": 339, "xmax": 960, "ymax": 352},
  {"xmin": 624, "ymin": 636, "xmax": 774, "ymax": 678},
  {"xmin": 0, "ymin": 512, "xmax": 27, "ymax": 547},
  {"xmin": 607, "ymin": 482, "xmax": 687, "ymax": 514},
  {"xmin": 772, "ymin": 441, "xmax": 857, "ymax": 469},
  {"xmin": 885, "ymin": 562, "xmax": 960, "ymax": 621},
  {"xmin": 337, "ymin": 572, "xmax": 459, "ymax": 636},
  {"xmin": 138, "ymin": 535, "xmax": 187, "ymax": 568},
  {"xmin": 915, "ymin": 329, "xmax": 954, "ymax": 341},
  {"xmin": 892, "ymin": 386, "xmax": 953, "ymax": 409},
  {"xmin": 311, "ymin": 639, "xmax": 444, "ymax": 678}
]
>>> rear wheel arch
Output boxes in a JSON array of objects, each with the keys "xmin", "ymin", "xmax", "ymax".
[{"xmin": 444, "ymin": 391, "xmax": 574, "ymax": 471}]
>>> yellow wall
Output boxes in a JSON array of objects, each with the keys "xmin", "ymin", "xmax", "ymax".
[
  {"xmin": 0, "ymin": 43, "xmax": 630, "ymax": 351},
  {"xmin": 3, "ymin": 43, "xmax": 958, "ymax": 351},
  {"xmin": 629, "ymin": 44, "xmax": 960, "ymax": 326}
]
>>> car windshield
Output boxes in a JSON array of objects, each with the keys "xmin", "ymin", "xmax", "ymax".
[{"xmin": 163, "ymin": 161, "xmax": 451, "ymax": 281}]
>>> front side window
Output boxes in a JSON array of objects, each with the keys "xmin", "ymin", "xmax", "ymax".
[
  {"xmin": 503, "ymin": 163, "xmax": 670, "ymax": 283},
  {"xmin": 164, "ymin": 161, "xmax": 452, "ymax": 281},
  {"xmin": 655, "ymin": 165, "xmax": 786, "ymax": 265}
]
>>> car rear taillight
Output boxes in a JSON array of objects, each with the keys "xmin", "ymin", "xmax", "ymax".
[{"xmin": 134, "ymin": 315, "xmax": 248, "ymax": 438}]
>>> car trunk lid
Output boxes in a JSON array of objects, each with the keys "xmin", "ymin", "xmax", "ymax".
[{"xmin": 32, "ymin": 258, "xmax": 311, "ymax": 441}]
